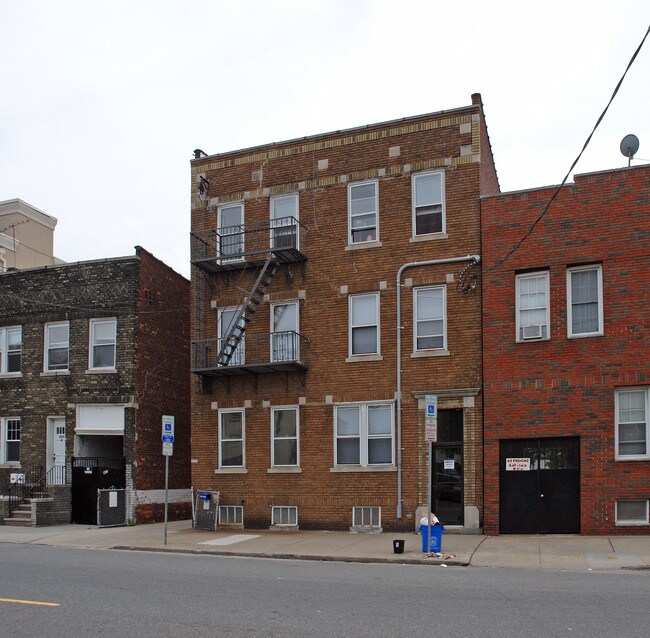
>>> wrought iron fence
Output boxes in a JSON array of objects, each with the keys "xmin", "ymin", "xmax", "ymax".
[
  {"xmin": 8, "ymin": 465, "xmax": 44, "ymax": 515},
  {"xmin": 97, "ymin": 488, "xmax": 128, "ymax": 528}
]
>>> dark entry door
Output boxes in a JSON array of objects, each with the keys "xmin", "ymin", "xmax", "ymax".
[
  {"xmin": 500, "ymin": 437, "xmax": 580, "ymax": 534},
  {"xmin": 431, "ymin": 409, "xmax": 464, "ymax": 526},
  {"xmin": 71, "ymin": 457, "xmax": 126, "ymax": 525},
  {"xmin": 433, "ymin": 446, "xmax": 463, "ymax": 525}
]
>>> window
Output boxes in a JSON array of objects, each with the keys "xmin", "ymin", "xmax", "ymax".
[
  {"xmin": 271, "ymin": 407, "xmax": 299, "ymax": 467},
  {"xmin": 414, "ymin": 286, "xmax": 446, "ymax": 350},
  {"xmin": 0, "ymin": 326, "xmax": 22, "ymax": 374},
  {"xmin": 219, "ymin": 410, "xmax": 245, "ymax": 468},
  {"xmin": 515, "ymin": 272, "xmax": 549, "ymax": 341},
  {"xmin": 270, "ymin": 194, "xmax": 299, "ymax": 249},
  {"xmin": 89, "ymin": 319, "xmax": 116, "ymax": 369},
  {"xmin": 348, "ymin": 181, "xmax": 378, "ymax": 244},
  {"xmin": 567, "ymin": 265, "xmax": 603, "ymax": 337},
  {"xmin": 352, "ymin": 506, "xmax": 381, "ymax": 530},
  {"xmin": 218, "ymin": 203, "xmax": 244, "ymax": 260},
  {"xmin": 1, "ymin": 417, "xmax": 20, "ymax": 463},
  {"xmin": 219, "ymin": 505, "xmax": 244, "ymax": 526},
  {"xmin": 219, "ymin": 307, "xmax": 245, "ymax": 365},
  {"xmin": 616, "ymin": 500, "xmax": 649, "ymax": 525},
  {"xmin": 271, "ymin": 302, "xmax": 299, "ymax": 362},
  {"xmin": 412, "ymin": 171, "xmax": 445, "ymax": 235},
  {"xmin": 335, "ymin": 402, "xmax": 394, "ymax": 466},
  {"xmin": 349, "ymin": 293, "xmax": 379, "ymax": 356},
  {"xmin": 45, "ymin": 322, "xmax": 69, "ymax": 371},
  {"xmin": 271, "ymin": 506, "xmax": 298, "ymax": 527},
  {"xmin": 615, "ymin": 388, "xmax": 649, "ymax": 460}
]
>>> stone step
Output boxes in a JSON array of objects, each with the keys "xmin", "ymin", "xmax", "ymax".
[{"xmin": 3, "ymin": 517, "xmax": 32, "ymax": 527}]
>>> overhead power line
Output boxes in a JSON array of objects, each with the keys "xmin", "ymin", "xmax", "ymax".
[{"xmin": 487, "ymin": 24, "xmax": 650, "ymax": 273}]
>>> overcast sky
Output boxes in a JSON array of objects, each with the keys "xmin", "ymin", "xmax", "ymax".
[{"xmin": 1, "ymin": 1, "xmax": 648, "ymax": 278}]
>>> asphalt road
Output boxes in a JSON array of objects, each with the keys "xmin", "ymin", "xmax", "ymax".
[{"xmin": 1, "ymin": 543, "xmax": 649, "ymax": 638}]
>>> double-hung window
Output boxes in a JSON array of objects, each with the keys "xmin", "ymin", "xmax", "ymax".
[
  {"xmin": 412, "ymin": 171, "xmax": 445, "ymax": 235},
  {"xmin": 349, "ymin": 293, "xmax": 379, "ymax": 356},
  {"xmin": 0, "ymin": 327, "xmax": 22, "ymax": 374},
  {"xmin": 271, "ymin": 302, "xmax": 299, "ymax": 362},
  {"xmin": 348, "ymin": 181, "xmax": 378, "ymax": 244},
  {"xmin": 414, "ymin": 286, "xmax": 446, "ymax": 351},
  {"xmin": 567, "ymin": 264, "xmax": 603, "ymax": 337},
  {"xmin": 1, "ymin": 417, "xmax": 20, "ymax": 463},
  {"xmin": 271, "ymin": 407, "xmax": 299, "ymax": 467},
  {"xmin": 219, "ymin": 410, "xmax": 245, "ymax": 468},
  {"xmin": 270, "ymin": 194, "xmax": 299, "ymax": 249},
  {"xmin": 89, "ymin": 318, "xmax": 116, "ymax": 370},
  {"xmin": 335, "ymin": 402, "xmax": 394, "ymax": 466},
  {"xmin": 615, "ymin": 387, "xmax": 650, "ymax": 460},
  {"xmin": 218, "ymin": 203, "xmax": 244, "ymax": 260},
  {"xmin": 515, "ymin": 271, "xmax": 549, "ymax": 341},
  {"xmin": 45, "ymin": 322, "xmax": 70, "ymax": 371}
]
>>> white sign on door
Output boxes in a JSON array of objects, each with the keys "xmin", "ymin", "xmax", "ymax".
[{"xmin": 506, "ymin": 457, "xmax": 531, "ymax": 471}]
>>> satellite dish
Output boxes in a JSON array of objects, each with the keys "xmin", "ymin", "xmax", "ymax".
[{"xmin": 620, "ymin": 134, "xmax": 639, "ymax": 165}]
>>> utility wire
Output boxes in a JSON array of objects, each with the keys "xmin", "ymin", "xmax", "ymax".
[{"xmin": 487, "ymin": 24, "xmax": 650, "ymax": 274}]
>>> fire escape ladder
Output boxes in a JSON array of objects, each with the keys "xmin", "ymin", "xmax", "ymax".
[{"xmin": 217, "ymin": 255, "xmax": 280, "ymax": 366}]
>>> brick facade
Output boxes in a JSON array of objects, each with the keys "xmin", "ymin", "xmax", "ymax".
[
  {"xmin": 190, "ymin": 95, "xmax": 498, "ymax": 531},
  {"xmin": 481, "ymin": 165, "xmax": 650, "ymax": 535},
  {"xmin": 0, "ymin": 247, "xmax": 190, "ymax": 525}
]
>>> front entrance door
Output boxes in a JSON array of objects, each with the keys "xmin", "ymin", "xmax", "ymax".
[
  {"xmin": 500, "ymin": 437, "xmax": 580, "ymax": 534},
  {"xmin": 47, "ymin": 417, "xmax": 66, "ymax": 485},
  {"xmin": 431, "ymin": 409, "xmax": 464, "ymax": 526},
  {"xmin": 432, "ymin": 445, "xmax": 464, "ymax": 525}
]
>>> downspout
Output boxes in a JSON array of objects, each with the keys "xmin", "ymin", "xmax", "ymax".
[{"xmin": 396, "ymin": 254, "xmax": 480, "ymax": 518}]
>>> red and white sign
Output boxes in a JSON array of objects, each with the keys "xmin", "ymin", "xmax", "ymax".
[{"xmin": 506, "ymin": 457, "xmax": 530, "ymax": 471}]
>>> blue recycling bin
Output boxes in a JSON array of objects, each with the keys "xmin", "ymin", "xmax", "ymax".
[{"xmin": 420, "ymin": 524, "xmax": 444, "ymax": 552}]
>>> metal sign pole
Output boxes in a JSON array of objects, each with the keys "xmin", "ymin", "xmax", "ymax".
[
  {"xmin": 427, "ymin": 443, "xmax": 432, "ymax": 553},
  {"xmin": 164, "ymin": 453, "xmax": 169, "ymax": 546}
]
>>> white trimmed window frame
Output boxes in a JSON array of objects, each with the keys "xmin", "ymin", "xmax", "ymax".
[
  {"xmin": 0, "ymin": 326, "xmax": 22, "ymax": 375},
  {"xmin": 219, "ymin": 409, "xmax": 245, "ymax": 468},
  {"xmin": 567, "ymin": 264, "xmax": 603, "ymax": 338},
  {"xmin": 349, "ymin": 293, "xmax": 380, "ymax": 357},
  {"xmin": 271, "ymin": 406, "xmax": 299, "ymax": 468},
  {"xmin": 413, "ymin": 286, "xmax": 447, "ymax": 352},
  {"xmin": 88, "ymin": 318, "xmax": 116, "ymax": 370},
  {"xmin": 44, "ymin": 321, "xmax": 70, "ymax": 372},
  {"xmin": 615, "ymin": 499, "xmax": 649, "ymax": 526},
  {"xmin": 615, "ymin": 387, "xmax": 650, "ymax": 461},
  {"xmin": 412, "ymin": 170, "xmax": 445, "ymax": 236},
  {"xmin": 217, "ymin": 202, "xmax": 245, "ymax": 261},
  {"xmin": 1, "ymin": 416, "xmax": 21, "ymax": 464},
  {"xmin": 348, "ymin": 180, "xmax": 378, "ymax": 245},
  {"xmin": 271, "ymin": 505, "xmax": 298, "ymax": 527},
  {"xmin": 270, "ymin": 193, "xmax": 299, "ymax": 250},
  {"xmin": 334, "ymin": 402, "xmax": 395, "ymax": 467},
  {"xmin": 515, "ymin": 271, "xmax": 550, "ymax": 342}
]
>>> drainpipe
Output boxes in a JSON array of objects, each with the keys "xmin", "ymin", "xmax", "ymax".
[{"xmin": 395, "ymin": 254, "xmax": 480, "ymax": 518}]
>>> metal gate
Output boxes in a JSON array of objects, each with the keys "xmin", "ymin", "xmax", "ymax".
[
  {"xmin": 500, "ymin": 437, "xmax": 580, "ymax": 534},
  {"xmin": 193, "ymin": 489, "xmax": 220, "ymax": 531},
  {"xmin": 97, "ymin": 488, "xmax": 128, "ymax": 528},
  {"xmin": 71, "ymin": 457, "xmax": 126, "ymax": 525}
]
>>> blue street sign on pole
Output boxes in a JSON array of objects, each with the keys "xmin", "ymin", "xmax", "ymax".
[{"xmin": 162, "ymin": 435, "xmax": 174, "ymax": 443}]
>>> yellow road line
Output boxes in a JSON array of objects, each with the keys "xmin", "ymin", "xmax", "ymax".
[{"xmin": 0, "ymin": 597, "xmax": 59, "ymax": 607}]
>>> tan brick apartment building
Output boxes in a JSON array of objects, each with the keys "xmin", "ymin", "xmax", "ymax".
[{"xmin": 190, "ymin": 94, "xmax": 498, "ymax": 532}]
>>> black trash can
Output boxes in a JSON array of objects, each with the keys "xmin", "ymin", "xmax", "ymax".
[{"xmin": 393, "ymin": 539, "xmax": 405, "ymax": 554}]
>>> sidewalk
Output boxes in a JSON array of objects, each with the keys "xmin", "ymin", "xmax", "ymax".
[{"xmin": 1, "ymin": 521, "xmax": 650, "ymax": 571}]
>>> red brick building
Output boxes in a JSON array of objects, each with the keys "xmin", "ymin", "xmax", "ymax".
[
  {"xmin": 482, "ymin": 164, "xmax": 650, "ymax": 534},
  {"xmin": 190, "ymin": 94, "xmax": 498, "ymax": 532}
]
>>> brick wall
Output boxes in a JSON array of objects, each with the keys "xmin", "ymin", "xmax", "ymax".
[
  {"xmin": 190, "ymin": 99, "xmax": 496, "ymax": 531},
  {"xmin": 133, "ymin": 247, "xmax": 191, "ymax": 522},
  {"xmin": 481, "ymin": 165, "xmax": 650, "ymax": 534}
]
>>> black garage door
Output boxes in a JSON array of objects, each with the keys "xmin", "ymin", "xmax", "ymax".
[{"xmin": 500, "ymin": 437, "xmax": 580, "ymax": 534}]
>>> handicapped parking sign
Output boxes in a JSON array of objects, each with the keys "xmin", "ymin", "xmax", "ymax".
[{"xmin": 425, "ymin": 395, "xmax": 437, "ymax": 417}]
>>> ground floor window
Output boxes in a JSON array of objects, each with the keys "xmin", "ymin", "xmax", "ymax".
[
  {"xmin": 219, "ymin": 410, "xmax": 245, "ymax": 468},
  {"xmin": 1, "ymin": 417, "xmax": 20, "ymax": 463},
  {"xmin": 334, "ymin": 402, "xmax": 393, "ymax": 466},
  {"xmin": 616, "ymin": 500, "xmax": 649, "ymax": 525}
]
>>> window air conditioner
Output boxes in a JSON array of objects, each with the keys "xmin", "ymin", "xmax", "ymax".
[{"xmin": 522, "ymin": 324, "xmax": 543, "ymax": 340}]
